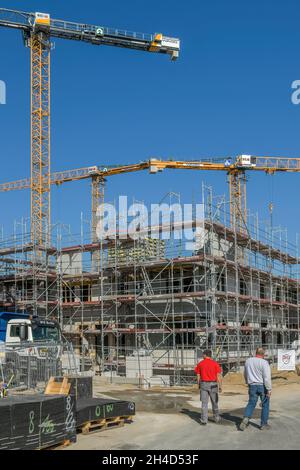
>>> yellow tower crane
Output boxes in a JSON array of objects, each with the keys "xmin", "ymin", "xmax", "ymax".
[
  {"xmin": 1, "ymin": 155, "xmax": 300, "ymax": 241},
  {"xmin": 0, "ymin": 8, "xmax": 180, "ymax": 247}
]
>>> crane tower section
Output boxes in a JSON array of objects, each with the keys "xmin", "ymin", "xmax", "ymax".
[{"xmin": 30, "ymin": 15, "xmax": 51, "ymax": 246}]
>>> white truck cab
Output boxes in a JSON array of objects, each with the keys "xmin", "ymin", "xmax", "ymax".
[
  {"xmin": 0, "ymin": 314, "xmax": 63, "ymax": 387},
  {"xmin": 4, "ymin": 317, "xmax": 60, "ymax": 345},
  {"xmin": 5, "ymin": 319, "xmax": 32, "ymax": 344}
]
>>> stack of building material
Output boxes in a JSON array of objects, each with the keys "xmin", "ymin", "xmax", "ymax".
[
  {"xmin": 68, "ymin": 374, "xmax": 93, "ymax": 400},
  {"xmin": 0, "ymin": 374, "xmax": 135, "ymax": 448},
  {"xmin": 107, "ymin": 238, "xmax": 165, "ymax": 265},
  {"xmin": 126, "ymin": 355, "xmax": 153, "ymax": 382},
  {"xmin": 76, "ymin": 398, "xmax": 135, "ymax": 434},
  {"xmin": 0, "ymin": 394, "xmax": 76, "ymax": 450},
  {"xmin": 46, "ymin": 374, "xmax": 93, "ymax": 400},
  {"xmin": 48, "ymin": 374, "xmax": 136, "ymax": 435}
]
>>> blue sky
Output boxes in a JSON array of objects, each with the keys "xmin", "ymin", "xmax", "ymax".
[{"xmin": 0, "ymin": 0, "xmax": 300, "ymax": 245}]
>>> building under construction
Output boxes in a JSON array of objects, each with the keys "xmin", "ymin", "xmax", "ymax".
[{"xmin": 0, "ymin": 183, "xmax": 299, "ymax": 385}]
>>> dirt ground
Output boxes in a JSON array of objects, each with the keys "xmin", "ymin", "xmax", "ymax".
[
  {"xmin": 66, "ymin": 370, "xmax": 300, "ymax": 450},
  {"xmin": 223, "ymin": 367, "xmax": 300, "ymax": 387}
]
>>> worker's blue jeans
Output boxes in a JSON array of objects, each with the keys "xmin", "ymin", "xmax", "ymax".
[{"xmin": 244, "ymin": 384, "xmax": 270, "ymax": 425}]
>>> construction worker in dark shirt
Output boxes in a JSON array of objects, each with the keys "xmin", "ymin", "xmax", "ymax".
[{"xmin": 194, "ymin": 349, "xmax": 223, "ymax": 425}]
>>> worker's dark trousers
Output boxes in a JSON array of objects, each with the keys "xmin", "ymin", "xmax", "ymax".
[{"xmin": 200, "ymin": 381, "xmax": 219, "ymax": 423}]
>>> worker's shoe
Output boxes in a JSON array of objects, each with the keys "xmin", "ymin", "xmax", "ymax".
[
  {"xmin": 200, "ymin": 420, "xmax": 207, "ymax": 425},
  {"xmin": 260, "ymin": 424, "xmax": 271, "ymax": 431},
  {"xmin": 239, "ymin": 417, "xmax": 249, "ymax": 431},
  {"xmin": 214, "ymin": 416, "xmax": 221, "ymax": 424}
]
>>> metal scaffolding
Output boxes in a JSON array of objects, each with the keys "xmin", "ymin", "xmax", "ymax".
[{"xmin": 0, "ymin": 186, "xmax": 299, "ymax": 385}]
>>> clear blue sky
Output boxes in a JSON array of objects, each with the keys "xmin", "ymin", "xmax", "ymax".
[{"xmin": 0, "ymin": 0, "xmax": 300, "ymax": 244}]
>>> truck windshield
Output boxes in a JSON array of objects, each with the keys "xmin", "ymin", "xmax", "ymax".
[{"xmin": 31, "ymin": 324, "xmax": 60, "ymax": 342}]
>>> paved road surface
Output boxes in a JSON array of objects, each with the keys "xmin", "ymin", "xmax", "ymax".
[{"xmin": 68, "ymin": 383, "xmax": 300, "ymax": 450}]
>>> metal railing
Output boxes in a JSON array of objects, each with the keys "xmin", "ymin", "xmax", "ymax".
[{"xmin": 0, "ymin": 341, "xmax": 79, "ymax": 390}]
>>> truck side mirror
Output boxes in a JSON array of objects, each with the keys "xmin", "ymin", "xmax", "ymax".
[{"xmin": 19, "ymin": 325, "xmax": 28, "ymax": 341}]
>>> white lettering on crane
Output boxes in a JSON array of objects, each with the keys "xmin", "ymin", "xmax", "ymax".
[{"xmin": 0, "ymin": 80, "xmax": 6, "ymax": 104}]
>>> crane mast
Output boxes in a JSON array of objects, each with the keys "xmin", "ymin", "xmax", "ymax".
[
  {"xmin": 228, "ymin": 171, "xmax": 247, "ymax": 233},
  {"xmin": 30, "ymin": 27, "xmax": 51, "ymax": 247},
  {"xmin": 0, "ymin": 8, "xmax": 180, "ymax": 247}
]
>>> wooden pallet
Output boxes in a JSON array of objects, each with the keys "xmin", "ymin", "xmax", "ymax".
[
  {"xmin": 44, "ymin": 377, "xmax": 71, "ymax": 396},
  {"xmin": 39, "ymin": 439, "xmax": 72, "ymax": 451},
  {"xmin": 78, "ymin": 415, "xmax": 133, "ymax": 435}
]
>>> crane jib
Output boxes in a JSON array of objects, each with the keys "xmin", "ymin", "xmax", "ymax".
[{"xmin": 0, "ymin": 8, "xmax": 180, "ymax": 58}]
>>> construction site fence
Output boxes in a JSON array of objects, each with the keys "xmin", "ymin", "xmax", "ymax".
[
  {"xmin": 0, "ymin": 341, "xmax": 80, "ymax": 391},
  {"xmin": 75, "ymin": 342, "xmax": 300, "ymax": 384}
]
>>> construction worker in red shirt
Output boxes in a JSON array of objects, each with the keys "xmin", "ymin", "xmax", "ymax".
[{"xmin": 194, "ymin": 349, "xmax": 223, "ymax": 425}]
